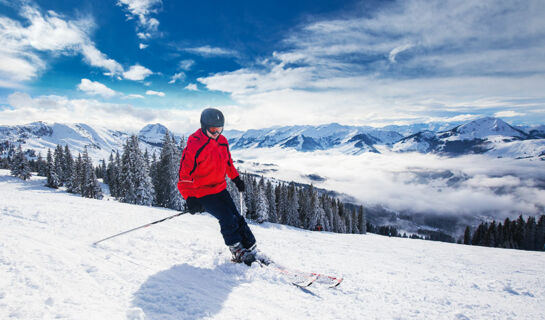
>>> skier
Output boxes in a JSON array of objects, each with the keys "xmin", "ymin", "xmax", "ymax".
[{"xmin": 177, "ymin": 108, "xmax": 257, "ymax": 265}]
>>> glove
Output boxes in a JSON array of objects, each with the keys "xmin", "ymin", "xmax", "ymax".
[
  {"xmin": 185, "ymin": 197, "xmax": 203, "ymax": 214},
  {"xmin": 232, "ymin": 176, "xmax": 245, "ymax": 192}
]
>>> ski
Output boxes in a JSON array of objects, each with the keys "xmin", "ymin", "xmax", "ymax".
[{"xmin": 255, "ymin": 254, "xmax": 343, "ymax": 288}]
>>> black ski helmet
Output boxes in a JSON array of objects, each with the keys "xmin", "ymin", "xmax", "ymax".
[{"xmin": 200, "ymin": 108, "xmax": 224, "ymax": 130}]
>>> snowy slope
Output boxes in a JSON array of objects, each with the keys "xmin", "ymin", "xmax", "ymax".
[{"xmin": 2, "ymin": 169, "xmax": 545, "ymax": 320}]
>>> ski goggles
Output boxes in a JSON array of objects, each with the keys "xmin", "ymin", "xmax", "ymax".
[{"xmin": 207, "ymin": 126, "xmax": 223, "ymax": 135}]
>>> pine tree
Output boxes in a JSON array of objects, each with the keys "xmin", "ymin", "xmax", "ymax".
[
  {"xmin": 80, "ymin": 147, "xmax": 103, "ymax": 199},
  {"xmin": 336, "ymin": 200, "xmax": 347, "ymax": 233},
  {"xmin": 285, "ymin": 182, "xmax": 300, "ymax": 227},
  {"xmin": 10, "ymin": 145, "xmax": 31, "ymax": 180},
  {"xmin": 46, "ymin": 149, "xmax": 60, "ymax": 188},
  {"xmin": 119, "ymin": 135, "xmax": 155, "ymax": 206},
  {"xmin": 53, "ymin": 145, "xmax": 65, "ymax": 186},
  {"xmin": 62, "ymin": 145, "xmax": 74, "ymax": 184},
  {"xmin": 68, "ymin": 154, "xmax": 83, "ymax": 194},
  {"xmin": 310, "ymin": 190, "xmax": 326, "ymax": 231},
  {"xmin": 255, "ymin": 180, "xmax": 269, "ymax": 223},
  {"xmin": 265, "ymin": 180, "xmax": 277, "ymax": 223},
  {"xmin": 227, "ymin": 177, "xmax": 245, "ymax": 217},
  {"xmin": 463, "ymin": 226, "xmax": 471, "ymax": 244},
  {"xmin": 154, "ymin": 131, "xmax": 183, "ymax": 210},
  {"xmin": 536, "ymin": 215, "xmax": 545, "ymax": 251},
  {"xmin": 357, "ymin": 205, "xmax": 366, "ymax": 234},
  {"xmin": 36, "ymin": 152, "xmax": 47, "ymax": 177},
  {"xmin": 106, "ymin": 152, "xmax": 121, "ymax": 198},
  {"xmin": 524, "ymin": 216, "xmax": 537, "ymax": 250},
  {"xmin": 323, "ymin": 195, "xmax": 333, "ymax": 232},
  {"xmin": 276, "ymin": 184, "xmax": 287, "ymax": 224}
]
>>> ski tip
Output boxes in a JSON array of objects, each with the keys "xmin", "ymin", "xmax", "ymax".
[{"xmin": 329, "ymin": 278, "xmax": 343, "ymax": 288}]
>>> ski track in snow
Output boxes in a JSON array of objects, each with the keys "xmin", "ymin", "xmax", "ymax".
[{"xmin": 1, "ymin": 170, "xmax": 544, "ymax": 319}]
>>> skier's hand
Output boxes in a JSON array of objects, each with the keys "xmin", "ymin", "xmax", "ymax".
[
  {"xmin": 186, "ymin": 197, "xmax": 203, "ymax": 214},
  {"xmin": 232, "ymin": 176, "xmax": 245, "ymax": 192}
]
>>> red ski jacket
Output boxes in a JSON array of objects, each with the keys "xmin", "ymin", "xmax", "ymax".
[{"xmin": 177, "ymin": 129, "xmax": 239, "ymax": 199}]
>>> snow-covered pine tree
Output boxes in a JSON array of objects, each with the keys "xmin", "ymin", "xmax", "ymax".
[
  {"xmin": 255, "ymin": 178, "xmax": 269, "ymax": 223},
  {"xmin": 242, "ymin": 174, "xmax": 256, "ymax": 219},
  {"xmin": 166, "ymin": 134, "xmax": 183, "ymax": 210},
  {"xmin": 276, "ymin": 183, "xmax": 288, "ymax": 224},
  {"xmin": 524, "ymin": 217, "xmax": 537, "ymax": 250},
  {"xmin": 537, "ymin": 216, "xmax": 545, "ymax": 251},
  {"xmin": 68, "ymin": 153, "xmax": 83, "ymax": 194},
  {"xmin": 309, "ymin": 187, "xmax": 326, "ymax": 231},
  {"xmin": 285, "ymin": 182, "xmax": 300, "ymax": 227},
  {"xmin": 358, "ymin": 205, "xmax": 366, "ymax": 234},
  {"xmin": 36, "ymin": 152, "xmax": 47, "ymax": 177},
  {"xmin": 10, "ymin": 145, "xmax": 31, "ymax": 180},
  {"xmin": 120, "ymin": 135, "xmax": 154, "ymax": 206},
  {"xmin": 106, "ymin": 152, "xmax": 122, "ymax": 198},
  {"xmin": 63, "ymin": 145, "xmax": 74, "ymax": 184},
  {"xmin": 265, "ymin": 180, "xmax": 277, "ymax": 223},
  {"xmin": 81, "ymin": 147, "xmax": 103, "ymax": 199},
  {"xmin": 53, "ymin": 145, "xmax": 65, "ymax": 186},
  {"xmin": 154, "ymin": 131, "xmax": 183, "ymax": 210},
  {"xmin": 46, "ymin": 149, "xmax": 60, "ymax": 188},
  {"xmin": 336, "ymin": 200, "xmax": 347, "ymax": 233},
  {"xmin": 298, "ymin": 185, "xmax": 311, "ymax": 229},
  {"xmin": 321, "ymin": 194, "xmax": 333, "ymax": 231}
]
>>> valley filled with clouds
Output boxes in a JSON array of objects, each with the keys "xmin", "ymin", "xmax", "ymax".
[{"xmin": 233, "ymin": 147, "xmax": 545, "ymax": 234}]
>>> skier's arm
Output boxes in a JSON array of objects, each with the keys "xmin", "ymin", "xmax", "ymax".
[
  {"xmin": 225, "ymin": 142, "xmax": 239, "ymax": 180},
  {"xmin": 177, "ymin": 146, "xmax": 196, "ymax": 199}
]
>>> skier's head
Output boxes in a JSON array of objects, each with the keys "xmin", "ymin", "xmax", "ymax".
[{"xmin": 200, "ymin": 107, "xmax": 224, "ymax": 137}]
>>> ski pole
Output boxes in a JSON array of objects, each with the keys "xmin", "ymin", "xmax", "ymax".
[{"xmin": 92, "ymin": 211, "xmax": 186, "ymax": 246}]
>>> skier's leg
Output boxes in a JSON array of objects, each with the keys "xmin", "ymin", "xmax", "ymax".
[
  {"xmin": 198, "ymin": 192, "xmax": 242, "ymax": 246},
  {"xmin": 218, "ymin": 190, "xmax": 256, "ymax": 249}
]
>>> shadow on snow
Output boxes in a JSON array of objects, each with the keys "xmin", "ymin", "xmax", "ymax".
[{"xmin": 130, "ymin": 263, "xmax": 246, "ymax": 319}]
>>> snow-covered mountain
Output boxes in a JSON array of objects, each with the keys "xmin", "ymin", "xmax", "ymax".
[
  {"xmin": 2, "ymin": 117, "xmax": 544, "ymax": 161},
  {"xmin": 0, "ymin": 122, "xmax": 182, "ymax": 163},
  {"xmin": 2, "ymin": 170, "xmax": 544, "ymax": 319},
  {"xmin": 393, "ymin": 117, "xmax": 545, "ymax": 159},
  {"xmin": 224, "ymin": 123, "xmax": 403, "ymax": 154}
]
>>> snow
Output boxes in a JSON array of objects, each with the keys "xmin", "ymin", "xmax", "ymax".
[
  {"xmin": 445, "ymin": 117, "xmax": 527, "ymax": 141},
  {"xmin": 2, "ymin": 169, "xmax": 545, "ymax": 319}
]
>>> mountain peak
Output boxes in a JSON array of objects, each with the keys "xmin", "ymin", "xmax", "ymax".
[{"xmin": 447, "ymin": 117, "xmax": 528, "ymax": 140}]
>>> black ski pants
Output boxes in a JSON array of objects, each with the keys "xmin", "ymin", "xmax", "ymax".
[{"xmin": 197, "ymin": 189, "xmax": 256, "ymax": 248}]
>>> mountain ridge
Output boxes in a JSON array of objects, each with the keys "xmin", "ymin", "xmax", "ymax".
[{"xmin": 1, "ymin": 117, "xmax": 544, "ymax": 161}]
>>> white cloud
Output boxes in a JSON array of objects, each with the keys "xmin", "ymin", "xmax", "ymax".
[
  {"xmin": 139, "ymin": 43, "xmax": 148, "ymax": 50},
  {"xmin": 168, "ymin": 72, "xmax": 185, "ymax": 84},
  {"xmin": 196, "ymin": 0, "xmax": 545, "ymax": 128},
  {"xmin": 184, "ymin": 45, "xmax": 237, "ymax": 57},
  {"xmin": 184, "ymin": 83, "xmax": 198, "ymax": 91},
  {"xmin": 389, "ymin": 43, "xmax": 413, "ymax": 63},
  {"xmin": 232, "ymin": 147, "xmax": 545, "ymax": 227},
  {"xmin": 2, "ymin": 92, "xmax": 198, "ymax": 133},
  {"xmin": 494, "ymin": 111, "xmax": 525, "ymax": 118},
  {"xmin": 0, "ymin": 5, "xmax": 123, "ymax": 85},
  {"xmin": 124, "ymin": 94, "xmax": 145, "ymax": 99},
  {"xmin": 117, "ymin": 0, "xmax": 162, "ymax": 37},
  {"xmin": 77, "ymin": 79, "xmax": 117, "ymax": 98},
  {"xmin": 145, "ymin": 90, "xmax": 165, "ymax": 97},
  {"xmin": 80, "ymin": 44, "xmax": 124, "ymax": 75},
  {"xmin": 123, "ymin": 65, "xmax": 153, "ymax": 81},
  {"xmin": 179, "ymin": 59, "xmax": 195, "ymax": 70}
]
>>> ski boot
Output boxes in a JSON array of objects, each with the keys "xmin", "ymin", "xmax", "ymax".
[{"xmin": 229, "ymin": 242, "xmax": 256, "ymax": 266}]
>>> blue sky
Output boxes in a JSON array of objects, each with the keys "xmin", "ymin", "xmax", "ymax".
[{"xmin": 1, "ymin": 0, "xmax": 544, "ymax": 133}]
